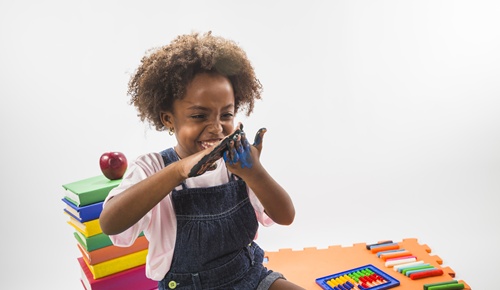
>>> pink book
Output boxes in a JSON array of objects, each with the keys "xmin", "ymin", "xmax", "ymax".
[{"xmin": 78, "ymin": 257, "xmax": 157, "ymax": 290}]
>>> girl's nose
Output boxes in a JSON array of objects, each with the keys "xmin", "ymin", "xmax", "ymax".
[{"xmin": 207, "ymin": 119, "xmax": 223, "ymax": 134}]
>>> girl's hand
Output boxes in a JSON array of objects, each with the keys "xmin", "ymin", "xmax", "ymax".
[
  {"xmin": 223, "ymin": 127, "xmax": 267, "ymax": 177},
  {"xmin": 224, "ymin": 127, "xmax": 296, "ymax": 226},
  {"xmin": 177, "ymin": 146, "xmax": 219, "ymax": 178},
  {"xmin": 184, "ymin": 124, "xmax": 244, "ymax": 177}
]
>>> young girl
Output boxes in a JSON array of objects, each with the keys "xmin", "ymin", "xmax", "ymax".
[{"xmin": 99, "ymin": 31, "xmax": 303, "ymax": 290}]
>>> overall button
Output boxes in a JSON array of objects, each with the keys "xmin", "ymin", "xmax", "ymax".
[{"xmin": 168, "ymin": 281, "xmax": 177, "ymax": 289}]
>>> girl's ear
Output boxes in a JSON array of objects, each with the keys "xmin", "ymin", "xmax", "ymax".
[{"xmin": 160, "ymin": 111, "xmax": 173, "ymax": 128}]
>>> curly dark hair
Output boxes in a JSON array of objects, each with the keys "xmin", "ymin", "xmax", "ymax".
[{"xmin": 128, "ymin": 31, "xmax": 263, "ymax": 131}]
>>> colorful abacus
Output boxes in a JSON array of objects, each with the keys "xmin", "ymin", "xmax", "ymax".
[{"xmin": 315, "ymin": 264, "xmax": 400, "ymax": 290}]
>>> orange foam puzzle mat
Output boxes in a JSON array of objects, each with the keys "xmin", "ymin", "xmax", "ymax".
[{"xmin": 264, "ymin": 238, "xmax": 471, "ymax": 289}]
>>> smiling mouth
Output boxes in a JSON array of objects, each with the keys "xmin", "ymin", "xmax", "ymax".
[{"xmin": 199, "ymin": 140, "xmax": 221, "ymax": 150}]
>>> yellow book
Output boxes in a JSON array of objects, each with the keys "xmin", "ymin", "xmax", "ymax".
[
  {"xmin": 84, "ymin": 249, "xmax": 148, "ymax": 279},
  {"xmin": 65, "ymin": 212, "xmax": 102, "ymax": 237}
]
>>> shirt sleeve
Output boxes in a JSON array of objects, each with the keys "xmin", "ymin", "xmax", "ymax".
[{"xmin": 103, "ymin": 153, "xmax": 165, "ymax": 246}]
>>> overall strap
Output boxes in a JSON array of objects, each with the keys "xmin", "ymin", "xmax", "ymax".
[
  {"xmin": 159, "ymin": 147, "xmax": 179, "ymax": 167},
  {"xmin": 159, "ymin": 148, "xmax": 187, "ymax": 190}
]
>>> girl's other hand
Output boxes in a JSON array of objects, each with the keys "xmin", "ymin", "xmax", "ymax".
[
  {"xmin": 184, "ymin": 124, "xmax": 244, "ymax": 177},
  {"xmin": 224, "ymin": 127, "xmax": 267, "ymax": 177}
]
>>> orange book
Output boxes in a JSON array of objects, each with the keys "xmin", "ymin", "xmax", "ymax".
[{"xmin": 78, "ymin": 235, "xmax": 149, "ymax": 265}]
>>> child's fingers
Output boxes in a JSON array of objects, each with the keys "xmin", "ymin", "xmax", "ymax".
[
  {"xmin": 240, "ymin": 132, "xmax": 251, "ymax": 149},
  {"xmin": 235, "ymin": 134, "xmax": 244, "ymax": 154},
  {"xmin": 223, "ymin": 140, "xmax": 240, "ymax": 165},
  {"xmin": 228, "ymin": 149, "xmax": 238, "ymax": 165},
  {"xmin": 207, "ymin": 162, "xmax": 217, "ymax": 171},
  {"xmin": 227, "ymin": 140, "xmax": 235, "ymax": 163},
  {"xmin": 224, "ymin": 125, "xmax": 256, "ymax": 169},
  {"xmin": 252, "ymin": 128, "xmax": 267, "ymax": 150},
  {"xmin": 231, "ymin": 148, "xmax": 239, "ymax": 164},
  {"xmin": 223, "ymin": 150, "xmax": 229, "ymax": 163}
]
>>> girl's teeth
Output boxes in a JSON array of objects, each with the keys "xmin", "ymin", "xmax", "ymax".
[{"xmin": 201, "ymin": 141, "xmax": 217, "ymax": 149}]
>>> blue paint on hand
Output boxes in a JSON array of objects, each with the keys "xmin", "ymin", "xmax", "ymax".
[
  {"xmin": 239, "ymin": 150, "xmax": 253, "ymax": 169},
  {"xmin": 223, "ymin": 150, "xmax": 230, "ymax": 164},
  {"xmin": 223, "ymin": 130, "xmax": 253, "ymax": 169}
]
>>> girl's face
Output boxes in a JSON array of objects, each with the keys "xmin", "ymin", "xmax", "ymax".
[{"xmin": 161, "ymin": 72, "xmax": 236, "ymax": 159}]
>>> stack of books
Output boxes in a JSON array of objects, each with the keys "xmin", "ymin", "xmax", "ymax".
[{"xmin": 62, "ymin": 175, "xmax": 157, "ymax": 290}]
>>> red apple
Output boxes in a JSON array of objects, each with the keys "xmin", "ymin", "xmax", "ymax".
[{"xmin": 99, "ymin": 152, "xmax": 128, "ymax": 180}]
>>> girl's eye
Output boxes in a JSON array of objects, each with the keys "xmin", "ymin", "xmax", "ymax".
[
  {"xmin": 191, "ymin": 114, "xmax": 205, "ymax": 119},
  {"xmin": 222, "ymin": 113, "xmax": 234, "ymax": 119}
]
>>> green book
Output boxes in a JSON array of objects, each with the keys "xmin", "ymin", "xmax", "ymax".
[
  {"xmin": 74, "ymin": 231, "xmax": 113, "ymax": 252},
  {"xmin": 73, "ymin": 231, "xmax": 146, "ymax": 252},
  {"xmin": 62, "ymin": 175, "xmax": 121, "ymax": 207}
]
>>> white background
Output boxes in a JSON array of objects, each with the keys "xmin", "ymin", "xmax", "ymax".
[{"xmin": 1, "ymin": 1, "xmax": 499, "ymax": 289}]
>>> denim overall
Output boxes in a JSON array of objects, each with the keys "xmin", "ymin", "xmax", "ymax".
[{"xmin": 158, "ymin": 148, "xmax": 277, "ymax": 290}]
